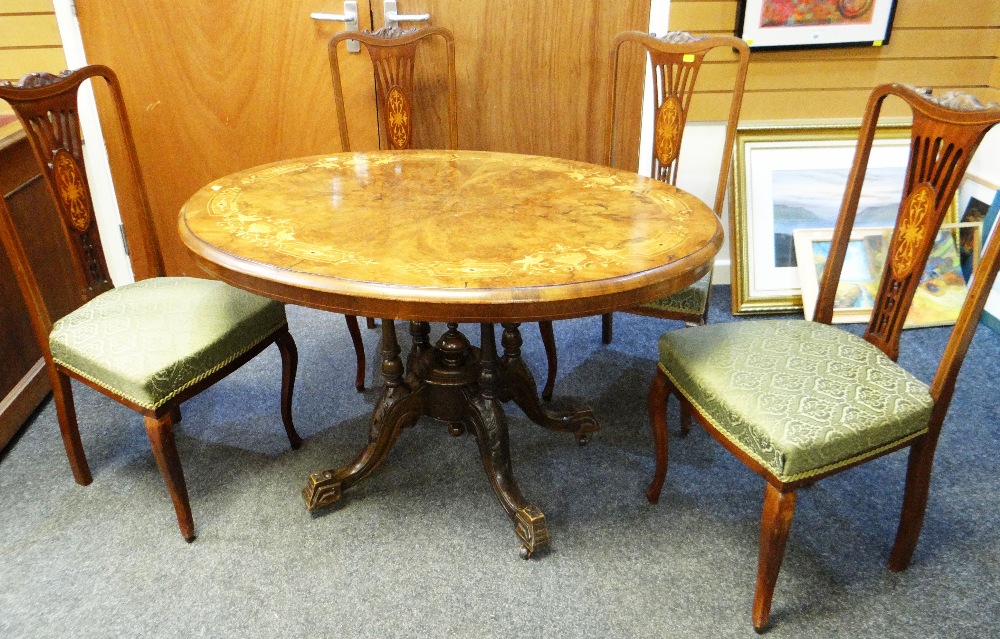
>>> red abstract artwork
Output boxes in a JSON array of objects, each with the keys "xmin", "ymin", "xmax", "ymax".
[{"xmin": 760, "ymin": 0, "xmax": 875, "ymax": 28}]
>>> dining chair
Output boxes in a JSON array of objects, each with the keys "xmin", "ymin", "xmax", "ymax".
[
  {"xmin": 328, "ymin": 25, "xmax": 458, "ymax": 392},
  {"xmin": 646, "ymin": 83, "xmax": 1000, "ymax": 631},
  {"xmin": 0, "ymin": 66, "xmax": 302, "ymax": 542},
  {"xmin": 537, "ymin": 31, "xmax": 749, "ymax": 401}
]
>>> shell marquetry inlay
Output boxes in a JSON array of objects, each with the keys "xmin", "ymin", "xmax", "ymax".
[
  {"xmin": 891, "ymin": 183, "xmax": 934, "ymax": 278},
  {"xmin": 654, "ymin": 96, "xmax": 682, "ymax": 167},
  {"xmin": 386, "ymin": 85, "xmax": 411, "ymax": 149},
  {"xmin": 51, "ymin": 148, "xmax": 92, "ymax": 232}
]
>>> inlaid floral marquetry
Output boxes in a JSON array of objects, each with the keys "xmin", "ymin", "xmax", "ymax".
[
  {"xmin": 654, "ymin": 96, "xmax": 682, "ymax": 166},
  {"xmin": 386, "ymin": 86, "xmax": 411, "ymax": 149},
  {"xmin": 891, "ymin": 183, "xmax": 934, "ymax": 278},
  {"xmin": 51, "ymin": 148, "xmax": 92, "ymax": 232},
  {"xmin": 180, "ymin": 150, "xmax": 722, "ymax": 319}
]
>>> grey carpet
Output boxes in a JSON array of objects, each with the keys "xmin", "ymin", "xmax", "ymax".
[{"xmin": 2, "ymin": 286, "xmax": 999, "ymax": 638}]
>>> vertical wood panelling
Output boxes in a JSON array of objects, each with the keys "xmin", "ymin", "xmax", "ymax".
[{"xmin": 670, "ymin": 0, "xmax": 1000, "ymax": 121}]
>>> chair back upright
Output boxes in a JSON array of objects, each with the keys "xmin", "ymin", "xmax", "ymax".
[
  {"xmin": 329, "ymin": 26, "xmax": 458, "ymax": 151},
  {"xmin": 605, "ymin": 31, "xmax": 750, "ymax": 217},
  {"xmin": 0, "ymin": 66, "xmax": 161, "ymax": 358},
  {"xmin": 815, "ymin": 84, "xmax": 1000, "ymax": 420}
]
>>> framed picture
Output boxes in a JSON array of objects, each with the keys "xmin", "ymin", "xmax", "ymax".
[
  {"xmin": 730, "ymin": 122, "xmax": 912, "ymax": 314},
  {"xmin": 735, "ymin": 0, "xmax": 898, "ymax": 51},
  {"xmin": 794, "ymin": 223, "xmax": 979, "ymax": 328},
  {"xmin": 957, "ymin": 174, "xmax": 1000, "ymax": 278}
]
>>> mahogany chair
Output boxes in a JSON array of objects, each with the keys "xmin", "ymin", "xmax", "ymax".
[
  {"xmin": 328, "ymin": 25, "xmax": 458, "ymax": 391},
  {"xmin": 538, "ymin": 31, "xmax": 749, "ymax": 401},
  {"xmin": 0, "ymin": 66, "xmax": 302, "ymax": 542},
  {"xmin": 646, "ymin": 84, "xmax": 1000, "ymax": 631}
]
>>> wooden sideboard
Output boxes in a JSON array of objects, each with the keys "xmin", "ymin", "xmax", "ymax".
[{"xmin": 0, "ymin": 125, "xmax": 79, "ymax": 453}]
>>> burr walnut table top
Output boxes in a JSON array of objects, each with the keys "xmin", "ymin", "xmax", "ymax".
[{"xmin": 179, "ymin": 150, "xmax": 722, "ymax": 322}]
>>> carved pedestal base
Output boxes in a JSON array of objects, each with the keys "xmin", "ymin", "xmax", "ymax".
[{"xmin": 303, "ymin": 320, "xmax": 599, "ymax": 558}]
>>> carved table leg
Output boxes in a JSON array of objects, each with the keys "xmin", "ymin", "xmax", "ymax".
[
  {"xmin": 303, "ymin": 319, "xmax": 423, "ymax": 511},
  {"xmin": 496, "ymin": 322, "xmax": 599, "ymax": 444},
  {"xmin": 463, "ymin": 323, "xmax": 548, "ymax": 559}
]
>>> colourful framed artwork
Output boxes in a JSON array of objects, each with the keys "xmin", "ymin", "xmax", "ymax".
[
  {"xmin": 794, "ymin": 223, "xmax": 979, "ymax": 328},
  {"xmin": 735, "ymin": 0, "xmax": 898, "ymax": 50},
  {"xmin": 730, "ymin": 123, "xmax": 912, "ymax": 314}
]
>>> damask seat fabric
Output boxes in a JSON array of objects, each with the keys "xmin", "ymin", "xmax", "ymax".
[
  {"xmin": 49, "ymin": 277, "xmax": 287, "ymax": 411},
  {"xmin": 658, "ymin": 319, "xmax": 933, "ymax": 482},
  {"xmin": 636, "ymin": 272, "xmax": 710, "ymax": 318}
]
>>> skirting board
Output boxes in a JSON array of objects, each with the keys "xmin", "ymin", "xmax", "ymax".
[{"xmin": 0, "ymin": 358, "xmax": 49, "ymax": 453}]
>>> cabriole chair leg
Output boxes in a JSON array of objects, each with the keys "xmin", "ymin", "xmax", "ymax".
[
  {"xmin": 50, "ymin": 369, "xmax": 92, "ymax": 486},
  {"xmin": 144, "ymin": 412, "xmax": 195, "ymax": 542},
  {"xmin": 753, "ymin": 483, "xmax": 797, "ymax": 633},
  {"xmin": 276, "ymin": 330, "xmax": 303, "ymax": 449}
]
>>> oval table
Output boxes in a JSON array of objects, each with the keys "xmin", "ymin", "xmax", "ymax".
[{"xmin": 179, "ymin": 150, "xmax": 722, "ymax": 558}]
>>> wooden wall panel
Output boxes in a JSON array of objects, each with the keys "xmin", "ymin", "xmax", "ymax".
[{"xmin": 670, "ymin": 0, "xmax": 1000, "ymax": 121}]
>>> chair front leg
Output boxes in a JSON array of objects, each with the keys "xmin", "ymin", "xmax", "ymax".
[
  {"xmin": 50, "ymin": 368, "xmax": 92, "ymax": 485},
  {"xmin": 646, "ymin": 367, "xmax": 671, "ymax": 504},
  {"xmin": 888, "ymin": 435, "xmax": 937, "ymax": 572},
  {"xmin": 144, "ymin": 412, "xmax": 195, "ymax": 542},
  {"xmin": 753, "ymin": 482, "xmax": 797, "ymax": 632},
  {"xmin": 275, "ymin": 329, "xmax": 303, "ymax": 449}
]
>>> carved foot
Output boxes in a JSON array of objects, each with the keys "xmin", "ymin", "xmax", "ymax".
[
  {"xmin": 515, "ymin": 504, "xmax": 549, "ymax": 559},
  {"xmin": 302, "ymin": 470, "xmax": 344, "ymax": 511}
]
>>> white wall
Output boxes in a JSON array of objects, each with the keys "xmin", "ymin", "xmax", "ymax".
[{"xmin": 966, "ymin": 127, "xmax": 1000, "ymax": 321}]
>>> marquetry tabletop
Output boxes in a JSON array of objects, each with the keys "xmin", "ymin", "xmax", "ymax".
[{"xmin": 179, "ymin": 150, "xmax": 722, "ymax": 322}]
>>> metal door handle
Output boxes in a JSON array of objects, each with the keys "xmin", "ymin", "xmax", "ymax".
[
  {"xmin": 311, "ymin": 1, "xmax": 360, "ymax": 52},
  {"xmin": 384, "ymin": 1, "xmax": 430, "ymax": 29}
]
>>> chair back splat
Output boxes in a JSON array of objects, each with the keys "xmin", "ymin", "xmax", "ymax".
[
  {"xmin": 816, "ymin": 84, "xmax": 1000, "ymax": 410},
  {"xmin": 329, "ymin": 26, "xmax": 458, "ymax": 151},
  {"xmin": 607, "ymin": 31, "xmax": 749, "ymax": 217},
  {"xmin": 0, "ymin": 67, "xmax": 163, "ymax": 296}
]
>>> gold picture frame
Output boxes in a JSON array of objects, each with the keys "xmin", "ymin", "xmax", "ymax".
[{"xmin": 730, "ymin": 122, "xmax": 913, "ymax": 314}]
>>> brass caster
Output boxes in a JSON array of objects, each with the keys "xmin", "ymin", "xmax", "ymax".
[
  {"xmin": 447, "ymin": 423, "xmax": 466, "ymax": 437},
  {"xmin": 576, "ymin": 433, "xmax": 589, "ymax": 446},
  {"xmin": 519, "ymin": 544, "xmax": 532, "ymax": 560}
]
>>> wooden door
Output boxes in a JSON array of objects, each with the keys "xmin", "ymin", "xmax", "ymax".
[
  {"xmin": 374, "ymin": 0, "xmax": 649, "ymax": 165},
  {"xmin": 77, "ymin": 0, "xmax": 649, "ymax": 278},
  {"xmin": 76, "ymin": 0, "xmax": 379, "ymax": 277}
]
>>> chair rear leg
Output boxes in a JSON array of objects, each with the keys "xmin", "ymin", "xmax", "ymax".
[
  {"xmin": 601, "ymin": 313, "xmax": 613, "ymax": 344},
  {"xmin": 344, "ymin": 315, "xmax": 366, "ymax": 392},
  {"xmin": 144, "ymin": 413, "xmax": 195, "ymax": 542},
  {"xmin": 275, "ymin": 330, "xmax": 303, "ymax": 450},
  {"xmin": 888, "ymin": 436, "xmax": 936, "ymax": 572},
  {"xmin": 646, "ymin": 367, "xmax": 670, "ymax": 504},
  {"xmin": 753, "ymin": 483, "xmax": 797, "ymax": 632},
  {"xmin": 538, "ymin": 321, "xmax": 557, "ymax": 401},
  {"xmin": 365, "ymin": 317, "xmax": 377, "ymax": 329},
  {"xmin": 50, "ymin": 368, "xmax": 91, "ymax": 485}
]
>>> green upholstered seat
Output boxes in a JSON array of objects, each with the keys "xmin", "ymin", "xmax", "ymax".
[
  {"xmin": 49, "ymin": 277, "xmax": 287, "ymax": 411},
  {"xmin": 657, "ymin": 319, "xmax": 933, "ymax": 482},
  {"xmin": 636, "ymin": 272, "xmax": 711, "ymax": 318}
]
